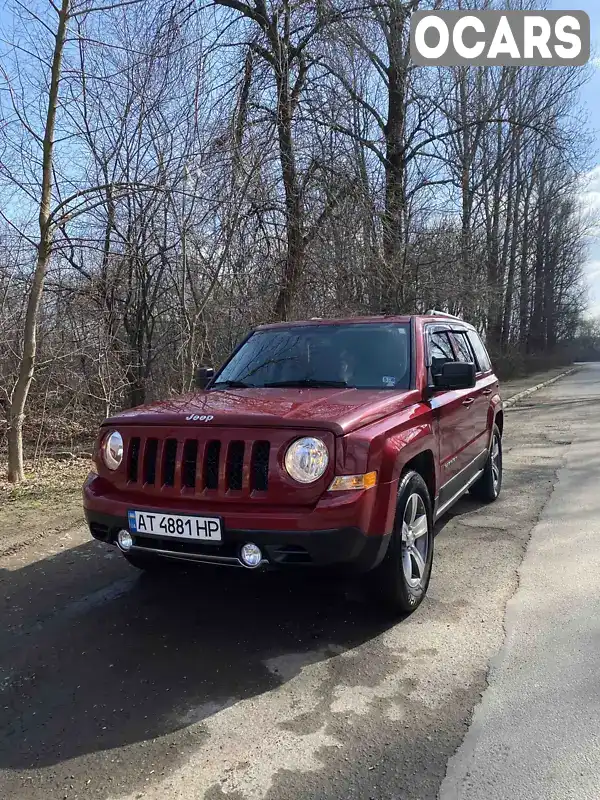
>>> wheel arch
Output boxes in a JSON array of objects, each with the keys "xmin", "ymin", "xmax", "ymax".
[
  {"xmin": 495, "ymin": 409, "xmax": 504, "ymax": 437},
  {"xmin": 401, "ymin": 449, "xmax": 436, "ymax": 505}
]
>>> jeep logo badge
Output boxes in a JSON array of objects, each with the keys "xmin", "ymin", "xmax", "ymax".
[{"xmin": 185, "ymin": 414, "xmax": 214, "ymax": 422}]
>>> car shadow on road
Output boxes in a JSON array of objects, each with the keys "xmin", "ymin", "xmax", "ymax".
[
  {"xmin": 433, "ymin": 492, "xmax": 483, "ymax": 537},
  {"xmin": 0, "ymin": 472, "xmax": 537, "ymax": 791},
  {"xmin": 0, "ymin": 542, "xmax": 394, "ymax": 777}
]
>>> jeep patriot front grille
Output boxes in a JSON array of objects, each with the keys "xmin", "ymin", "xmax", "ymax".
[{"xmin": 126, "ymin": 434, "xmax": 271, "ymax": 494}]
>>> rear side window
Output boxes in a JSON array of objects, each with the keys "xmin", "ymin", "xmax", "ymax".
[
  {"xmin": 467, "ymin": 331, "xmax": 492, "ymax": 372},
  {"xmin": 451, "ymin": 332, "xmax": 475, "ymax": 363}
]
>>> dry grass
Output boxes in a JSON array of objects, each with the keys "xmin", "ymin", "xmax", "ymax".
[
  {"xmin": 0, "ymin": 457, "xmax": 92, "ymax": 505},
  {"xmin": 0, "ymin": 458, "xmax": 92, "ymax": 554}
]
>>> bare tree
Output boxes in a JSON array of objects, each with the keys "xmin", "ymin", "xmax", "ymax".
[
  {"xmin": 0, "ymin": 0, "xmax": 593, "ymax": 469},
  {"xmin": 0, "ymin": 0, "xmax": 147, "ymax": 482}
]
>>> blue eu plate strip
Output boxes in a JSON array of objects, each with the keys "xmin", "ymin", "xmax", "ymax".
[{"xmin": 127, "ymin": 510, "xmax": 137, "ymax": 532}]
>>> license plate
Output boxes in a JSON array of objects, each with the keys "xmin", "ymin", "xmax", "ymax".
[{"xmin": 128, "ymin": 510, "xmax": 222, "ymax": 542}]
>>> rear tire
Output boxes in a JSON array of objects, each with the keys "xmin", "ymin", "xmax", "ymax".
[
  {"xmin": 469, "ymin": 424, "xmax": 502, "ymax": 503},
  {"xmin": 369, "ymin": 470, "xmax": 434, "ymax": 615}
]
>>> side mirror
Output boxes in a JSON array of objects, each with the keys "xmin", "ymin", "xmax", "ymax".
[
  {"xmin": 432, "ymin": 361, "xmax": 476, "ymax": 391},
  {"xmin": 195, "ymin": 366, "xmax": 215, "ymax": 390}
]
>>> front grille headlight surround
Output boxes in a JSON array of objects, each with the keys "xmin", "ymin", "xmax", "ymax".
[
  {"xmin": 102, "ymin": 430, "xmax": 123, "ymax": 471},
  {"xmin": 284, "ymin": 436, "xmax": 329, "ymax": 484}
]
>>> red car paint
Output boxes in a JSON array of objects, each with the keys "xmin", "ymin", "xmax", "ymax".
[{"xmin": 83, "ymin": 315, "xmax": 502, "ymax": 570}]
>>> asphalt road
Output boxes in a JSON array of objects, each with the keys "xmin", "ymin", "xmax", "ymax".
[
  {"xmin": 0, "ymin": 364, "xmax": 596, "ymax": 800},
  {"xmin": 440, "ymin": 361, "xmax": 600, "ymax": 800}
]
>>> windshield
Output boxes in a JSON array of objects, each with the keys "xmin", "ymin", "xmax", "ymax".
[{"xmin": 212, "ymin": 323, "xmax": 411, "ymax": 391}]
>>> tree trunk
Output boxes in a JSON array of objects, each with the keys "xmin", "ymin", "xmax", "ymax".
[
  {"xmin": 500, "ymin": 130, "xmax": 520, "ymax": 350},
  {"xmin": 529, "ymin": 233, "xmax": 546, "ymax": 353},
  {"xmin": 7, "ymin": 0, "xmax": 70, "ymax": 483},
  {"xmin": 7, "ymin": 404, "xmax": 25, "ymax": 483},
  {"xmin": 380, "ymin": 3, "xmax": 408, "ymax": 313},
  {"xmin": 486, "ymin": 120, "xmax": 504, "ymax": 353},
  {"xmin": 273, "ymin": 73, "xmax": 304, "ymax": 321},
  {"xmin": 501, "ymin": 180, "xmax": 520, "ymax": 350},
  {"xmin": 544, "ymin": 218, "xmax": 558, "ymax": 352},
  {"xmin": 458, "ymin": 67, "xmax": 474, "ymax": 316},
  {"xmin": 518, "ymin": 186, "xmax": 531, "ymax": 354}
]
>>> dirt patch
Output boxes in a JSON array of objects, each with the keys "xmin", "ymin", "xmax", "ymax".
[{"xmin": 0, "ymin": 457, "xmax": 92, "ymax": 556}]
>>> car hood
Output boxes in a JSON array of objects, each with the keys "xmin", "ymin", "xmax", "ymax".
[{"xmin": 103, "ymin": 387, "xmax": 420, "ymax": 436}]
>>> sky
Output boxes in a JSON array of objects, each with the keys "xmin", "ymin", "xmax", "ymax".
[
  {"xmin": 550, "ymin": 1, "xmax": 600, "ymax": 317},
  {"xmin": 0, "ymin": 2, "xmax": 598, "ymax": 316}
]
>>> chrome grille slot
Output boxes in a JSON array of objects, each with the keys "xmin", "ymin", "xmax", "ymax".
[
  {"xmin": 226, "ymin": 441, "xmax": 245, "ymax": 490},
  {"xmin": 143, "ymin": 438, "xmax": 158, "ymax": 485},
  {"xmin": 162, "ymin": 438, "xmax": 177, "ymax": 487},
  {"xmin": 182, "ymin": 440, "xmax": 198, "ymax": 489},
  {"xmin": 251, "ymin": 441, "xmax": 270, "ymax": 491},
  {"xmin": 204, "ymin": 440, "xmax": 221, "ymax": 490},
  {"xmin": 128, "ymin": 437, "xmax": 140, "ymax": 482}
]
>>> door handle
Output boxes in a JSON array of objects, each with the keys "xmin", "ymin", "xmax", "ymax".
[
  {"xmin": 462, "ymin": 397, "xmax": 475, "ymax": 407},
  {"xmin": 482, "ymin": 388, "xmax": 493, "ymax": 395}
]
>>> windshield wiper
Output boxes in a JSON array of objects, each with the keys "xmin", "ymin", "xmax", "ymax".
[
  {"xmin": 210, "ymin": 379, "xmax": 252, "ymax": 389},
  {"xmin": 263, "ymin": 379, "xmax": 349, "ymax": 388}
]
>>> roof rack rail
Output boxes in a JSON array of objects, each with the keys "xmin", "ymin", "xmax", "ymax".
[{"xmin": 426, "ymin": 309, "xmax": 463, "ymax": 321}]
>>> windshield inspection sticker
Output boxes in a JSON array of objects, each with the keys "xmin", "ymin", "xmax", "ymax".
[{"xmin": 383, "ymin": 376, "xmax": 396, "ymax": 387}]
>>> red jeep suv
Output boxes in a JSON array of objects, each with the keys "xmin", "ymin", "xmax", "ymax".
[{"xmin": 83, "ymin": 313, "xmax": 503, "ymax": 613}]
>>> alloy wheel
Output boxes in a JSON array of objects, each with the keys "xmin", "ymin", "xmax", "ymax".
[
  {"xmin": 491, "ymin": 434, "xmax": 501, "ymax": 494},
  {"xmin": 401, "ymin": 493, "xmax": 429, "ymax": 590}
]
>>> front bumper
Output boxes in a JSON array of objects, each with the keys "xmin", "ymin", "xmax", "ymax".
[
  {"xmin": 84, "ymin": 507, "xmax": 390, "ymax": 572},
  {"xmin": 83, "ymin": 471, "xmax": 397, "ymax": 571}
]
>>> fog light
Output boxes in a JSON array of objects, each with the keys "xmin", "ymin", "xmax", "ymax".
[
  {"xmin": 117, "ymin": 529, "xmax": 134, "ymax": 551},
  {"xmin": 240, "ymin": 542, "xmax": 263, "ymax": 568}
]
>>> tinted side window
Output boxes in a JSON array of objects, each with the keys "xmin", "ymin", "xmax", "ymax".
[
  {"xmin": 467, "ymin": 331, "xmax": 492, "ymax": 372},
  {"xmin": 451, "ymin": 332, "xmax": 475, "ymax": 364},
  {"xmin": 428, "ymin": 331, "xmax": 455, "ymax": 377}
]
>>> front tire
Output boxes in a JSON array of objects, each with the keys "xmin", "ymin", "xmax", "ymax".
[
  {"xmin": 469, "ymin": 424, "xmax": 502, "ymax": 503},
  {"xmin": 370, "ymin": 470, "xmax": 434, "ymax": 615}
]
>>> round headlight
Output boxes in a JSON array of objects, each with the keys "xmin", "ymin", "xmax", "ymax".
[
  {"xmin": 102, "ymin": 430, "xmax": 123, "ymax": 470},
  {"xmin": 284, "ymin": 437, "xmax": 329, "ymax": 484}
]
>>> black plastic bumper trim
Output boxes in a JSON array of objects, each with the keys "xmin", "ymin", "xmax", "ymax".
[{"xmin": 85, "ymin": 509, "xmax": 390, "ymax": 572}]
